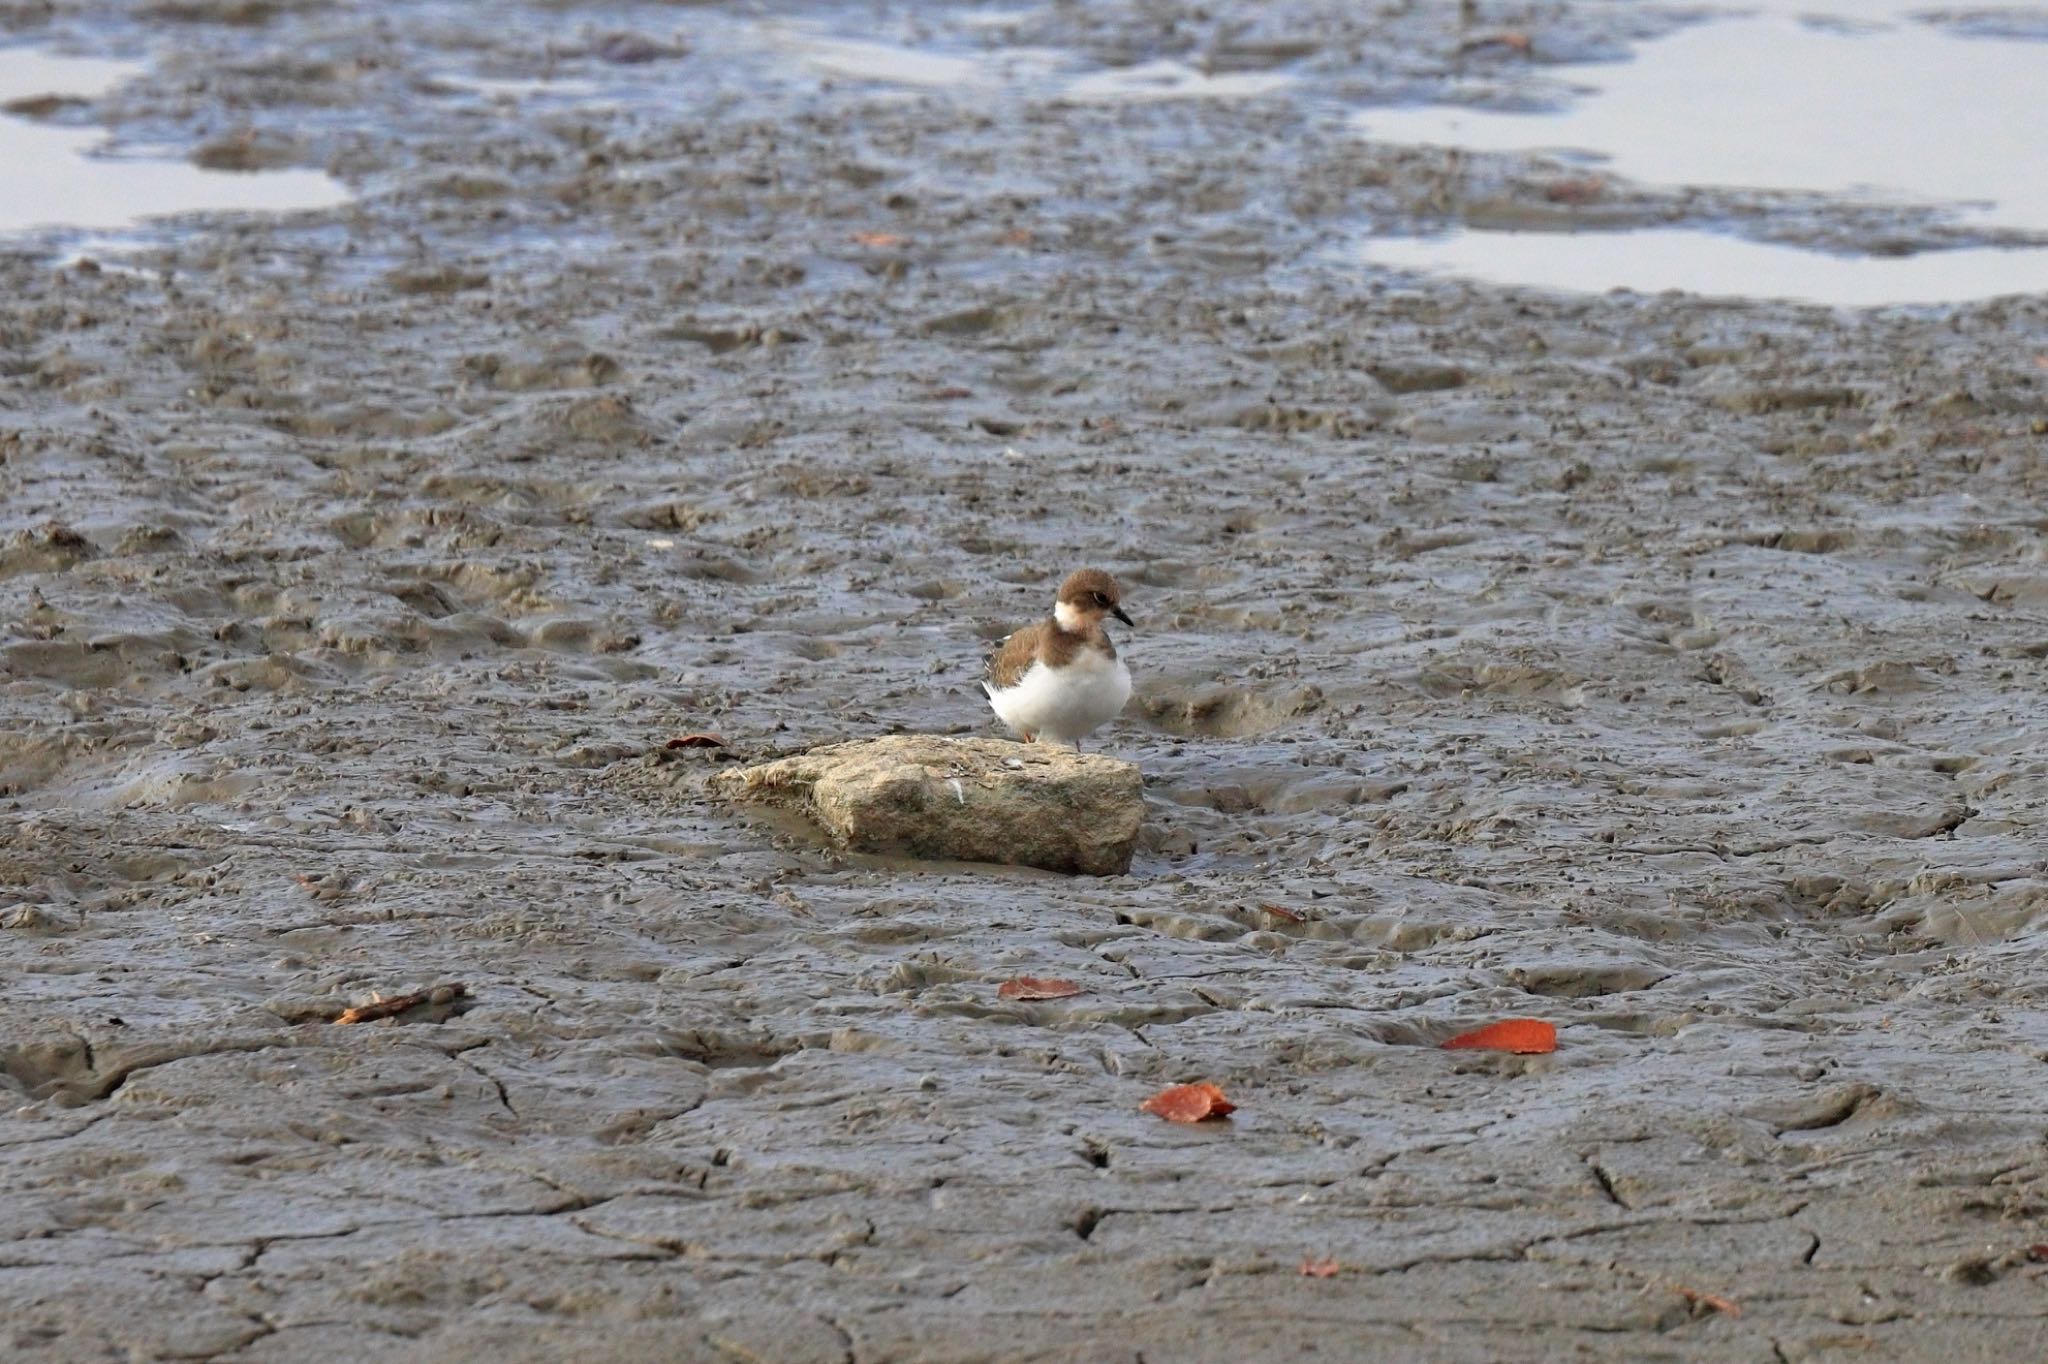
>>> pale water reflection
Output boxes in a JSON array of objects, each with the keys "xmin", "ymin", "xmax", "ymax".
[
  {"xmin": 0, "ymin": 47, "xmax": 348, "ymax": 238},
  {"xmin": 1354, "ymin": 8, "xmax": 2048, "ymax": 304},
  {"xmin": 1359, "ymin": 227, "xmax": 2048, "ymax": 308}
]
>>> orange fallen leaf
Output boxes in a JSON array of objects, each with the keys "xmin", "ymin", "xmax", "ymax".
[
  {"xmin": 997, "ymin": 976, "xmax": 1083, "ymax": 1001},
  {"xmin": 1001, "ymin": 227, "xmax": 1033, "ymax": 246},
  {"xmin": 851, "ymin": 231, "xmax": 905, "ymax": 249},
  {"xmin": 1257, "ymin": 902, "xmax": 1303, "ymax": 923},
  {"xmin": 1671, "ymin": 1284, "xmax": 1741, "ymax": 1319},
  {"xmin": 1441, "ymin": 1019, "xmax": 1558, "ymax": 1053},
  {"xmin": 666, "ymin": 733, "xmax": 725, "ymax": 749},
  {"xmin": 928, "ymin": 386, "xmax": 974, "ymax": 400},
  {"xmin": 1299, "ymin": 1256, "xmax": 1341, "ymax": 1278},
  {"xmin": 1458, "ymin": 30, "xmax": 1532, "ymax": 55},
  {"xmin": 1140, "ymin": 1082, "xmax": 1236, "ymax": 1123}
]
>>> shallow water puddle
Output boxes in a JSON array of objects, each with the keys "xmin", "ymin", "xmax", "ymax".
[
  {"xmin": 0, "ymin": 46, "xmax": 347, "ymax": 238},
  {"xmin": 1352, "ymin": 7, "xmax": 2048, "ymax": 304},
  {"xmin": 764, "ymin": 18, "xmax": 1067, "ymax": 90},
  {"xmin": 1063, "ymin": 60, "xmax": 1295, "ymax": 103},
  {"xmin": 1360, "ymin": 226, "xmax": 2048, "ymax": 308},
  {"xmin": 764, "ymin": 18, "xmax": 1292, "ymax": 103}
]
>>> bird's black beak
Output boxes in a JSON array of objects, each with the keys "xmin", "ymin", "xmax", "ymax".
[{"xmin": 1112, "ymin": 605, "xmax": 1134, "ymax": 628}]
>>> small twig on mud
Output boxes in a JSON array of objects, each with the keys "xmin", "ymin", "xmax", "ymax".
[
  {"xmin": 1670, "ymin": 1284, "xmax": 1741, "ymax": 1319},
  {"xmin": 333, "ymin": 983, "xmax": 469, "ymax": 1025}
]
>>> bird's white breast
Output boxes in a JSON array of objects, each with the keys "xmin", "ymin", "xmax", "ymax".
[{"xmin": 985, "ymin": 648, "xmax": 1132, "ymax": 746}]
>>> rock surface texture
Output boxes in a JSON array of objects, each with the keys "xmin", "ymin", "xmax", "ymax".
[{"xmin": 714, "ymin": 736, "xmax": 1143, "ymax": 875}]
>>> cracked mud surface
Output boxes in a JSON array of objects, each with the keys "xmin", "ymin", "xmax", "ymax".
[{"xmin": 3, "ymin": 0, "xmax": 2048, "ymax": 1359}]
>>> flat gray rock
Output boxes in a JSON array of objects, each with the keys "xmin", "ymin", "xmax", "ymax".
[{"xmin": 713, "ymin": 735, "xmax": 1143, "ymax": 875}]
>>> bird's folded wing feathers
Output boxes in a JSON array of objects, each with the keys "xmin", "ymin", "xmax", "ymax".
[{"xmin": 984, "ymin": 621, "xmax": 1047, "ymax": 691}]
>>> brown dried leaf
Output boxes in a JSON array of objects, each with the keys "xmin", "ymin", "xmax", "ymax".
[
  {"xmin": 1542, "ymin": 177, "xmax": 1606, "ymax": 205},
  {"xmin": 1257, "ymin": 902, "xmax": 1303, "ymax": 923},
  {"xmin": 851, "ymin": 231, "xmax": 905, "ymax": 249},
  {"xmin": 666, "ymin": 733, "xmax": 725, "ymax": 749},
  {"xmin": 1299, "ymin": 1256, "xmax": 1341, "ymax": 1278}
]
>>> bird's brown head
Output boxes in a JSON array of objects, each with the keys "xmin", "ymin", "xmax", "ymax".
[{"xmin": 1054, "ymin": 567, "xmax": 1133, "ymax": 630}]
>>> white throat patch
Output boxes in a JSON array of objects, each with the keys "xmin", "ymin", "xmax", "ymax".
[{"xmin": 1054, "ymin": 600, "xmax": 1087, "ymax": 632}]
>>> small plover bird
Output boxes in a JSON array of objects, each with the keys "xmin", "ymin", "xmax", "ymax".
[{"xmin": 983, "ymin": 568, "xmax": 1133, "ymax": 748}]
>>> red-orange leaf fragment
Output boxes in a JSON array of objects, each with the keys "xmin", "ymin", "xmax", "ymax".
[
  {"xmin": 1257, "ymin": 902, "xmax": 1303, "ymax": 923},
  {"xmin": 666, "ymin": 733, "xmax": 725, "ymax": 749},
  {"xmin": 1441, "ymin": 1019, "xmax": 1558, "ymax": 1054},
  {"xmin": 1671, "ymin": 1285, "xmax": 1741, "ymax": 1319},
  {"xmin": 997, "ymin": 976, "xmax": 1083, "ymax": 1001},
  {"xmin": 851, "ymin": 231, "xmax": 905, "ymax": 248},
  {"xmin": 1299, "ymin": 1256, "xmax": 1341, "ymax": 1278},
  {"xmin": 1457, "ymin": 30, "xmax": 1532, "ymax": 56},
  {"xmin": 1140, "ymin": 1082, "xmax": 1236, "ymax": 1123}
]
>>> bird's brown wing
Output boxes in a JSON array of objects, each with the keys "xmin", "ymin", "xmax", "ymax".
[{"xmin": 984, "ymin": 620, "xmax": 1049, "ymax": 690}]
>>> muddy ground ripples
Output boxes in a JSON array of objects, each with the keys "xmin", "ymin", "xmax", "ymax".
[{"xmin": 2, "ymin": 0, "xmax": 2047, "ymax": 1359}]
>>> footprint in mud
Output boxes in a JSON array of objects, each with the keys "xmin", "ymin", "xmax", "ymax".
[
  {"xmin": 529, "ymin": 617, "xmax": 641, "ymax": 654},
  {"xmin": 502, "ymin": 393, "xmax": 660, "ymax": 449},
  {"xmin": 1132, "ymin": 682, "xmax": 1324, "ymax": 739},
  {"xmin": 1150, "ymin": 769, "xmax": 1399, "ymax": 816},
  {"xmin": 917, "ymin": 302, "xmax": 1020, "ymax": 336},
  {"xmin": 1, "ymin": 640, "xmax": 147, "ymax": 690},
  {"xmin": 1119, "ymin": 559, "xmax": 1237, "ymax": 590},
  {"xmin": 657, "ymin": 318, "xmax": 806, "ymax": 352},
  {"xmin": 388, "ymin": 580, "xmax": 462, "ymax": 619},
  {"xmin": 1816, "ymin": 660, "xmax": 1943, "ymax": 694},
  {"xmin": 1220, "ymin": 403, "xmax": 1385, "ymax": 438},
  {"xmin": 193, "ymin": 653, "xmax": 322, "ymax": 693},
  {"xmin": 1410, "ymin": 659, "xmax": 1587, "ymax": 707},
  {"xmin": 0, "ymin": 522, "xmax": 95, "ymax": 577},
  {"xmin": 652, "ymin": 1026, "xmax": 801, "ymax": 1071},
  {"xmin": 1746, "ymin": 528, "xmax": 1856, "ymax": 554},
  {"xmin": 460, "ymin": 347, "xmax": 619, "ymax": 392},
  {"xmin": 1366, "ymin": 357, "xmax": 1470, "ymax": 393},
  {"xmin": 1708, "ymin": 383, "xmax": 1866, "ymax": 415},
  {"xmin": 0, "ymin": 1035, "xmax": 97, "ymax": 1102},
  {"xmin": 1506, "ymin": 962, "xmax": 1671, "ymax": 999}
]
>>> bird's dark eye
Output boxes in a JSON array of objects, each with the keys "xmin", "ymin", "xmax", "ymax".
[{"xmin": 1092, "ymin": 592, "xmax": 1109, "ymax": 606}]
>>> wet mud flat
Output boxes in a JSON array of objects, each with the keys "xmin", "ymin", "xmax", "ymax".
[{"xmin": 3, "ymin": 0, "xmax": 2048, "ymax": 1359}]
